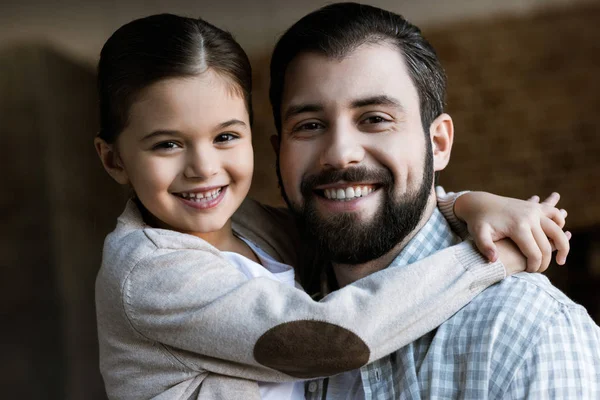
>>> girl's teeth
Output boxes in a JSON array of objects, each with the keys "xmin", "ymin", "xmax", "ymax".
[{"xmin": 179, "ymin": 188, "xmax": 222, "ymax": 201}]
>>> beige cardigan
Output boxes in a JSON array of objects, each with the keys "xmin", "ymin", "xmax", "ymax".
[{"xmin": 96, "ymin": 195, "xmax": 504, "ymax": 399}]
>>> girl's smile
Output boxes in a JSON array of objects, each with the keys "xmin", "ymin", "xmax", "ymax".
[{"xmin": 173, "ymin": 185, "xmax": 228, "ymax": 210}]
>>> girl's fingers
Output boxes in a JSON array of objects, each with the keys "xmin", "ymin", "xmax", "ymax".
[
  {"xmin": 471, "ymin": 224, "xmax": 497, "ymax": 261},
  {"xmin": 531, "ymin": 225, "xmax": 553, "ymax": 273},
  {"xmin": 512, "ymin": 227, "xmax": 543, "ymax": 273},
  {"xmin": 540, "ymin": 192, "xmax": 560, "ymax": 207},
  {"xmin": 542, "ymin": 205, "xmax": 566, "ymax": 229},
  {"xmin": 528, "ymin": 195, "xmax": 540, "ymax": 203},
  {"xmin": 541, "ymin": 218, "xmax": 570, "ymax": 265}
]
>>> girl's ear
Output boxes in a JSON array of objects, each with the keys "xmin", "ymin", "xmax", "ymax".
[
  {"xmin": 429, "ymin": 113, "xmax": 454, "ymax": 172},
  {"xmin": 94, "ymin": 137, "xmax": 129, "ymax": 185}
]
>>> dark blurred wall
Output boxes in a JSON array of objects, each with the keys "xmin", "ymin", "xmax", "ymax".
[{"xmin": 0, "ymin": 44, "xmax": 123, "ymax": 399}]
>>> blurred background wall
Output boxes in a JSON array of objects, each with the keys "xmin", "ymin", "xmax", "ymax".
[{"xmin": 1, "ymin": 0, "xmax": 598, "ymax": 398}]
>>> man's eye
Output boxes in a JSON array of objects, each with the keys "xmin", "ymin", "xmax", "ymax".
[
  {"xmin": 214, "ymin": 133, "xmax": 239, "ymax": 143},
  {"xmin": 152, "ymin": 141, "xmax": 180, "ymax": 150},
  {"xmin": 362, "ymin": 116, "xmax": 389, "ymax": 124},
  {"xmin": 294, "ymin": 122, "xmax": 324, "ymax": 132}
]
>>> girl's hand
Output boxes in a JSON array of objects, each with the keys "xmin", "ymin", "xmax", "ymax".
[{"xmin": 454, "ymin": 192, "xmax": 571, "ymax": 273}]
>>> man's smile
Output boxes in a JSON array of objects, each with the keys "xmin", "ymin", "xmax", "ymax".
[
  {"xmin": 321, "ymin": 185, "xmax": 376, "ymax": 201},
  {"xmin": 312, "ymin": 185, "xmax": 384, "ymax": 213},
  {"xmin": 313, "ymin": 182, "xmax": 382, "ymax": 202}
]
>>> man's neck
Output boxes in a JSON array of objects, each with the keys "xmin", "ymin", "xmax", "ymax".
[{"xmin": 333, "ymin": 195, "xmax": 438, "ymax": 288}]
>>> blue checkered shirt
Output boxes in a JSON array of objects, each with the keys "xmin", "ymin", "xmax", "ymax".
[{"xmin": 305, "ymin": 207, "xmax": 600, "ymax": 399}]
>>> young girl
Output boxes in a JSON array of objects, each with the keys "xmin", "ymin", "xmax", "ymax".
[{"xmin": 94, "ymin": 14, "xmax": 570, "ymax": 400}]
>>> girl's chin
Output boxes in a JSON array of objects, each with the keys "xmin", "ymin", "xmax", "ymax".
[
  {"xmin": 146, "ymin": 214, "xmax": 229, "ymax": 236},
  {"xmin": 176, "ymin": 219, "xmax": 230, "ymax": 236}
]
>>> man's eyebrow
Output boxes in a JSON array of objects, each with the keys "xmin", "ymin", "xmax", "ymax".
[
  {"xmin": 351, "ymin": 95, "xmax": 404, "ymax": 110},
  {"xmin": 283, "ymin": 104, "xmax": 324, "ymax": 122}
]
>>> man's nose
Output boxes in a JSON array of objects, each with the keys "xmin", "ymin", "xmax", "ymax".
[
  {"xmin": 320, "ymin": 123, "xmax": 365, "ymax": 169},
  {"xmin": 183, "ymin": 146, "xmax": 219, "ymax": 179}
]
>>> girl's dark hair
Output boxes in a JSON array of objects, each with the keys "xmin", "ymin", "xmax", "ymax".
[
  {"xmin": 98, "ymin": 14, "xmax": 252, "ymax": 143},
  {"xmin": 269, "ymin": 2, "xmax": 446, "ymax": 134}
]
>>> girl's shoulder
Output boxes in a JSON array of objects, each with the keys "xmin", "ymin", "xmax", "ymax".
[
  {"xmin": 108, "ymin": 200, "xmax": 218, "ymax": 250},
  {"xmin": 100, "ymin": 200, "xmax": 224, "ymax": 279},
  {"xmin": 97, "ymin": 201, "xmax": 231, "ymax": 310}
]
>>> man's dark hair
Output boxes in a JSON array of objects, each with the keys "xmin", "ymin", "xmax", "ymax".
[{"xmin": 269, "ymin": 2, "xmax": 446, "ymax": 134}]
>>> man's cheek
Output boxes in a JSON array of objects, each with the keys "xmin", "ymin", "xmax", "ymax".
[{"xmin": 282, "ymin": 160, "xmax": 305, "ymax": 197}]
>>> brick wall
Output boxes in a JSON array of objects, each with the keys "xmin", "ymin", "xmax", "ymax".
[
  {"xmin": 426, "ymin": 4, "xmax": 600, "ymax": 322},
  {"xmin": 428, "ymin": 4, "xmax": 600, "ymax": 231}
]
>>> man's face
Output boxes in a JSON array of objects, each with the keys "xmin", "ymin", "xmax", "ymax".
[{"xmin": 277, "ymin": 43, "xmax": 437, "ymax": 264}]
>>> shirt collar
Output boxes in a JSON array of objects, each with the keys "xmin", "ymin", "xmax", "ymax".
[{"xmin": 390, "ymin": 207, "xmax": 461, "ymax": 269}]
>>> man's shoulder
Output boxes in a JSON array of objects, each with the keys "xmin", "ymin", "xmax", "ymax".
[
  {"xmin": 440, "ymin": 272, "xmax": 593, "ymax": 344},
  {"xmin": 422, "ymin": 272, "xmax": 598, "ymax": 383},
  {"xmin": 233, "ymin": 198, "xmax": 297, "ymax": 234},
  {"xmin": 232, "ymin": 198, "xmax": 300, "ymax": 265},
  {"xmin": 475, "ymin": 272, "xmax": 580, "ymax": 311}
]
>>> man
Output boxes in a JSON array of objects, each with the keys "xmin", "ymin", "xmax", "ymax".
[{"xmin": 268, "ymin": 3, "xmax": 600, "ymax": 398}]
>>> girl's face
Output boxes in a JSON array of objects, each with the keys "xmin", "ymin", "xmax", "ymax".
[{"xmin": 111, "ymin": 71, "xmax": 253, "ymax": 235}]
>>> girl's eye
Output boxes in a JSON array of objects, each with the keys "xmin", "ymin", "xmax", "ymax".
[
  {"xmin": 152, "ymin": 141, "xmax": 181, "ymax": 150},
  {"xmin": 214, "ymin": 133, "xmax": 239, "ymax": 143}
]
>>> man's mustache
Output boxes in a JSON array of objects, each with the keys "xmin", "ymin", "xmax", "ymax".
[{"xmin": 300, "ymin": 167, "xmax": 393, "ymax": 197}]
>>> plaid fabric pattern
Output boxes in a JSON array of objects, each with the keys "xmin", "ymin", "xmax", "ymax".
[{"xmin": 306, "ymin": 208, "xmax": 600, "ymax": 400}]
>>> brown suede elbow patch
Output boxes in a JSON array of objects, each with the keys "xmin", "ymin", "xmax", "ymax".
[{"xmin": 253, "ymin": 320, "xmax": 370, "ymax": 378}]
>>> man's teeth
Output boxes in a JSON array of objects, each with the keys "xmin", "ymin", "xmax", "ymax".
[
  {"xmin": 323, "ymin": 186, "xmax": 375, "ymax": 201},
  {"xmin": 178, "ymin": 188, "xmax": 222, "ymax": 201}
]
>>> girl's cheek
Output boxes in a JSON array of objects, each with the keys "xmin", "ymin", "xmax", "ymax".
[{"xmin": 233, "ymin": 143, "xmax": 254, "ymax": 173}]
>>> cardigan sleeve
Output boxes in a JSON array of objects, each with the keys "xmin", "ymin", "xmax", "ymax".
[
  {"xmin": 435, "ymin": 186, "xmax": 471, "ymax": 239},
  {"xmin": 123, "ymin": 239, "xmax": 504, "ymax": 382}
]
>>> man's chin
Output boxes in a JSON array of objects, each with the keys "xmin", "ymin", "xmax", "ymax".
[{"xmin": 313, "ymin": 206, "xmax": 378, "ymax": 228}]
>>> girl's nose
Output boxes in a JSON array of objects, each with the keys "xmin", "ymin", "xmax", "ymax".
[{"xmin": 183, "ymin": 147, "xmax": 219, "ymax": 179}]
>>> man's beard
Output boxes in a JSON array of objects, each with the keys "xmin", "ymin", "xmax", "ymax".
[{"xmin": 279, "ymin": 148, "xmax": 434, "ymax": 265}]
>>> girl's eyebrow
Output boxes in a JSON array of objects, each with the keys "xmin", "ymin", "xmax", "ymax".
[
  {"xmin": 140, "ymin": 119, "xmax": 247, "ymax": 142},
  {"xmin": 141, "ymin": 130, "xmax": 180, "ymax": 142},
  {"xmin": 217, "ymin": 119, "xmax": 247, "ymax": 130}
]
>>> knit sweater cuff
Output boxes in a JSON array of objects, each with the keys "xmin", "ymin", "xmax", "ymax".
[
  {"xmin": 437, "ymin": 189, "xmax": 471, "ymax": 239},
  {"xmin": 454, "ymin": 241, "xmax": 506, "ymax": 293}
]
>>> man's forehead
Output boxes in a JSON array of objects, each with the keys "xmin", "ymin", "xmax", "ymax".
[{"xmin": 281, "ymin": 44, "xmax": 417, "ymax": 112}]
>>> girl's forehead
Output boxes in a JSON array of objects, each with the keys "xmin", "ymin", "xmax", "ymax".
[{"xmin": 126, "ymin": 72, "xmax": 249, "ymax": 136}]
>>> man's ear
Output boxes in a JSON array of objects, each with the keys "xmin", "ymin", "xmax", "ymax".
[
  {"xmin": 270, "ymin": 134, "xmax": 280, "ymax": 154},
  {"xmin": 94, "ymin": 137, "xmax": 129, "ymax": 185},
  {"xmin": 429, "ymin": 113, "xmax": 454, "ymax": 172}
]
